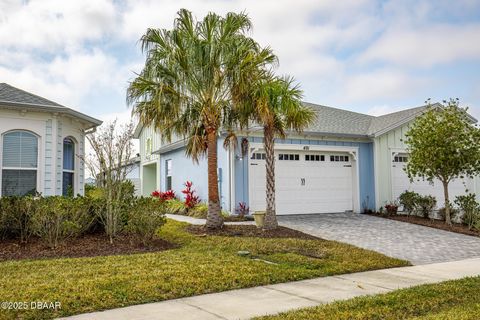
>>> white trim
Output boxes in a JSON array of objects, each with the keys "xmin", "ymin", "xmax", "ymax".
[
  {"xmin": 229, "ymin": 145, "xmax": 235, "ymax": 213},
  {"xmin": 247, "ymin": 143, "xmax": 361, "ymax": 214}
]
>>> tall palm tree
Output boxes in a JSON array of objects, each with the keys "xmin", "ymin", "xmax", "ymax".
[
  {"xmin": 244, "ymin": 76, "xmax": 316, "ymax": 230},
  {"xmin": 127, "ymin": 9, "xmax": 275, "ymax": 229}
]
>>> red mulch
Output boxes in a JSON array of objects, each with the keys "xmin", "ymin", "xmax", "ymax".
[
  {"xmin": 186, "ymin": 224, "xmax": 320, "ymax": 240},
  {"xmin": 0, "ymin": 233, "xmax": 177, "ymax": 261},
  {"xmin": 368, "ymin": 213, "xmax": 479, "ymax": 237}
]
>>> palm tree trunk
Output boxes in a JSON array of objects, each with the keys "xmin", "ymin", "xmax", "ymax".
[
  {"xmin": 442, "ymin": 180, "xmax": 452, "ymax": 225},
  {"xmin": 205, "ymin": 130, "xmax": 224, "ymax": 229},
  {"xmin": 263, "ymin": 126, "xmax": 278, "ymax": 230}
]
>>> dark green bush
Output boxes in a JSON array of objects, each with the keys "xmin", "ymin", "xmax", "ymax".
[
  {"xmin": 416, "ymin": 195, "xmax": 437, "ymax": 218},
  {"xmin": 398, "ymin": 191, "xmax": 419, "ymax": 216},
  {"xmin": 455, "ymin": 193, "xmax": 480, "ymax": 230},
  {"xmin": 126, "ymin": 197, "xmax": 166, "ymax": 245},
  {"xmin": 31, "ymin": 197, "xmax": 95, "ymax": 249},
  {"xmin": 0, "ymin": 196, "xmax": 37, "ymax": 243}
]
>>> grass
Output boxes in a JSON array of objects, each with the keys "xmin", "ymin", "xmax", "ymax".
[
  {"xmin": 256, "ymin": 276, "xmax": 480, "ymax": 320},
  {"xmin": 0, "ymin": 219, "xmax": 407, "ymax": 320}
]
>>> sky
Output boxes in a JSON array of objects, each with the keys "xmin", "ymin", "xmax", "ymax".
[{"xmin": 1, "ymin": 0, "xmax": 480, "ymax": 128}]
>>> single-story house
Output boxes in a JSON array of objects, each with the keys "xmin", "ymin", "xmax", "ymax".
[
  {"xmin": 134, "ymin": 102, "xmax": 480, "ymax": 214},
  {"xmin": 0, "ymin": 83, "xmax": 102, "ymax": 197}
]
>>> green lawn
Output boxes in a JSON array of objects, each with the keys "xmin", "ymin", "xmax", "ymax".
[
  {"xmin": 0, "ymin": 219, "xmax": 407, "ymax": 320},
  {"xmin": 256, "ymin": 276, "xmax": 480, "ymax": 320}
]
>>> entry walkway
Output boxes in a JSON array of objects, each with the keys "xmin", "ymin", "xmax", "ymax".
[{"xmin": 62, "ymin": 258, "xmax": 480, "ymax": 320}]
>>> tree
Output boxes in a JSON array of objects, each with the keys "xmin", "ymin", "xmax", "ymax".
[
  {"xmin": 127, "ymin": 9, "xmax": 275, "ymax": 229},
  {"xmin": 404, "ymin": 99, "xmax": 480, "ymax": 225},
  {"xmin": 82, "ymin": 120, "xmax": 134, "ymax": 243},
  {"xmin": 241, "ymin": 75, "xmax": 316, "ymax": 230}
]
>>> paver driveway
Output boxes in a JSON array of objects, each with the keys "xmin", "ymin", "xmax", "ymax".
[{"xmin": 278, "ymin": 213, "xmax": 480, "ymax": 265}]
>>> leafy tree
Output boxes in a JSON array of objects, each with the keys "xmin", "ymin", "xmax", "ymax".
[
  {"xmin": 82, "ymin": 120, "xmax": 134, "ymax": 243},
  {"xmin": 404, "ymin": 99, "xmax": 480, "ymax": 225},
  {"xmin": 127, "ymin": 9, "xmax": 275, "ymax": 229},
  {"xmin": 239, "ymin": 75, "xmax": 316, "ymax": 230}
]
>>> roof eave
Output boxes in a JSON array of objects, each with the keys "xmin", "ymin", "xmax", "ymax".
[{"xmin": 0, "ymin": 100, "xmax": 102, "ymax": 129}]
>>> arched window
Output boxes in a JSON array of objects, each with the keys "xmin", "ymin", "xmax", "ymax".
[
  {"xmin": 63, "ymin": 137, "xmax": 75, "ymax": 196},
  {"xmin": 1, "ymin": 131, "xmax": 38, "ymax": 196}
]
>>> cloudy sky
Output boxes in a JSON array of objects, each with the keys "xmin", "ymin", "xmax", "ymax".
[{"xmin": 1, "ymin": 0, "xmax": 480, "ymax": 125}]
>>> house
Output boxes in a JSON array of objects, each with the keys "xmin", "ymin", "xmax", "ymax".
[
  {"xmin": 0, "ymin": 83, "xmax": 102, "ymax": 197},
  {"xmin": 133, "ymin": 102, "xmax": 480, "ymax": 214}
]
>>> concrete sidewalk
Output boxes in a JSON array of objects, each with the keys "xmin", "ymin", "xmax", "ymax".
[{"xmin": 61, "ymin": 258, "xmax": 480, "ymax": 320}]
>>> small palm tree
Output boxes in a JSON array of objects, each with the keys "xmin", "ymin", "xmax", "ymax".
[
  {"xmin": 244, "ymin": 76, "xmax": 316, "ymax": 230},
  {"xmin": 127, "ymin": 9, "xmax": 275, "ymax": 229}
]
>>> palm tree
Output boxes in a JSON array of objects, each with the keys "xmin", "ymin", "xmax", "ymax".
[
  {"xmin": 127, "ymin": 9, "xmax": 275, "ymax": 229},
  {"xmin": 244, "ymin": 76, "xmax": 316, "ymax": 230}
]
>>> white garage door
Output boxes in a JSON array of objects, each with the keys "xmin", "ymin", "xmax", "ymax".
[
  {"xmin": 249, "ymin": 150, "xmax": 354, "ymax": 215},
  {"xmin": 392, "ymin": 154, "xmax": 471, "ymax": 207}
]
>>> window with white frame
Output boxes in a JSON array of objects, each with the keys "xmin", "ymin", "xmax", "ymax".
[
  {"xmin": 146, "ymin": 137, "xmax": 152, "ymax": 155},
  {"xmin": 250, "ymin": 152, "xmax": 266, "ymax": 160},
  {"xmin": 1, "ymin": 131, "xmax": 38, "ymax": 196},
  {"xmin": 165, "ymin": 159, "xmax": 172, "ymax": 190},
  {"xmin": 330, "ymin": 155, "xmax": 349, "ymax": 162},
  {"xmin": 393, "ymin": 155, "xmax": 408, "ymax": 163},
  {"xmin": 278, "ymin": 153, "xmax": 300, "ymax": 161},
  {"xmin": 63, "ymin": 137, "xmax": 75, "ymax": 196}
]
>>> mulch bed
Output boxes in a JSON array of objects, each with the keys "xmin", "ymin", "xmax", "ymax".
[
  {"xmin": 187, "ymin": 224, "xmax": 320, "ymax": 240},
  {"xmin": 368, "ymin": 213, "xmax": 479, "ymax": 237},
  {"xmin": 224, "ymin": 215, "xmax": 254, "ymax": 222},
  {"xmin": 0, "ymin": 233, "xmax": 177, "ymax": 261}
]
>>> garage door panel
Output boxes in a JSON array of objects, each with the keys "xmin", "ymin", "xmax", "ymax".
[{"xmin": 249, "ymin": 150, "xmax": 354, "ymax": 215}]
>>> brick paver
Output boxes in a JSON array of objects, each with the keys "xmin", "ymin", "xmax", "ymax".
[{"xmin": 278, "ymin": 213, "xmax": 480, "ymax": 265}]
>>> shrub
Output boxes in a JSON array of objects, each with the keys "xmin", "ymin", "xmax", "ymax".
[
  {"xmin": 31, "ymin": 197, "xmax": 95, "ymax": 249},
  {"xmin": 415, "ymin": 195, "xmax": 437, "ymax": 219},
  {"xmin": 398, "ymin": 191, "xmax": 419, "ymax": 216},
  {"xmin": 188, "ymin": 203, "xmax": 208, "ymax": 218},
  {"xmin": 152, "ymin": 190, "xmax": 176, "ymax": 201},
  {"xmin": 384, "ymin": 202, "xmax": 398, "ymax": 216},
  {"xmin": 438, "ymin": 204, "xmax": 459, "ymax": 222},
  {"xmin": 164, "ymin": 199, "xmax": 186, "ymax": 215},
  {"xmin": 5, "ymin": 196, "xmax": 38, "ymax": 243},
  {"xmin": 455, "ymin": 193, "xmax": 480, "ymax": 230},
  {"xmin": 235, "ymin": 202, "xmax": 249, "ymax": 218},
  {"xmin": 126, "ymin": 197, "xmax": 166, "ymax": 245},
  {"xmin": 182, "ymin": 181, "xmax": 200, "ymax": 209}
]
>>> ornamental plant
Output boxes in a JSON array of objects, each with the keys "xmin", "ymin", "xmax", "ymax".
[
  {"xmin": 235, "ymin": 202, "xmax": 249, "ymax": 218},
  {"xmin": 182, "ymin": 181, "xmax": 200, "ymax": 209},
  {"xmin": 151, "ymin": 190, "xmax": 176, "ymax": 201},
  {"xmin": 404, "ymin": 98, "xmax": 480, "ymax": 225}
]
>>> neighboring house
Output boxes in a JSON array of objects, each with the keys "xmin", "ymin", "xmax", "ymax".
[
  {"xmin": 124, "ymin": 156, "xmax": 141, "ymax": 196},
  {"xmin": 0, "ymin": 83, "xmax": 102, "ymax": 197},
  {"xmin": 134, "ymin": 102, "xmax": 480, "ymax": 214}
]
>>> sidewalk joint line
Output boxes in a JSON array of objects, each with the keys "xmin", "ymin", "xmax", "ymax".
[
  {"xmin": 180, "ymin": 300, "xmax": 228, "ymax": 320},
  {"xmin": 264, "ymin": 286, "xmax": 324, "ymax": 303}
]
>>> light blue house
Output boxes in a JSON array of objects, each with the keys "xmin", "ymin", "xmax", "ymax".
[{"xmin": 134, "ymin": 102, "xmax": 480, "ymax": 214}]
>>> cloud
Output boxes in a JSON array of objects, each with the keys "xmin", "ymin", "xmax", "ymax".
[
  {"xmin": 0, "ymin": 0, "xmax": 116, "ymax": 52},
  {"xmin": 358, "ymin": 24, "xmax": 480, "ymax": 68}
]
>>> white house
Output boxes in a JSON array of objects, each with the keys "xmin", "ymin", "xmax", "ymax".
[{"xmin": 0, "ymin": 83, "xmax": 102, "ymax": 197}]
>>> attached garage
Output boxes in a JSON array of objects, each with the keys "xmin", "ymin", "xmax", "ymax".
[
  {"xmin": 248, "ymin": 144, "xmax": 360, "ymax": 215},
  {"xmin": 391, "ymin": 153, "xmax": 473, "ymax": 207}
]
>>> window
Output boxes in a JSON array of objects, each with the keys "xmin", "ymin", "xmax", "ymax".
[
  {"xmin": 330, "ymin": 155, "xmax": 349, "ymax": 162},
  {"xmin": 393, "ymin": 156, "xmax": 408, "ymax": 163},
  {"xmin": 165, "ymin": 159, "xmax": 172, "ymax": 190},
  {"xmin": 250, "ymin": 152, "xmax": 266, "ymax": 160},
  {"xmin": 305, "ymin": 154, "xmax": 324, "ymax": 161},
  {"xmin": 1, "ymin": 131, "xmax": 38, "ymax": 196},
  {"xmin": 278, "ymin": 153, "xmax": 300, "ymax": 161},
  {"xmin": 62, "ymin": 138, "xmax": 75, "ymax": 196},
  {"xmin": 146, "ymin": 137, "xmax": 152, "ymax": 155}
]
